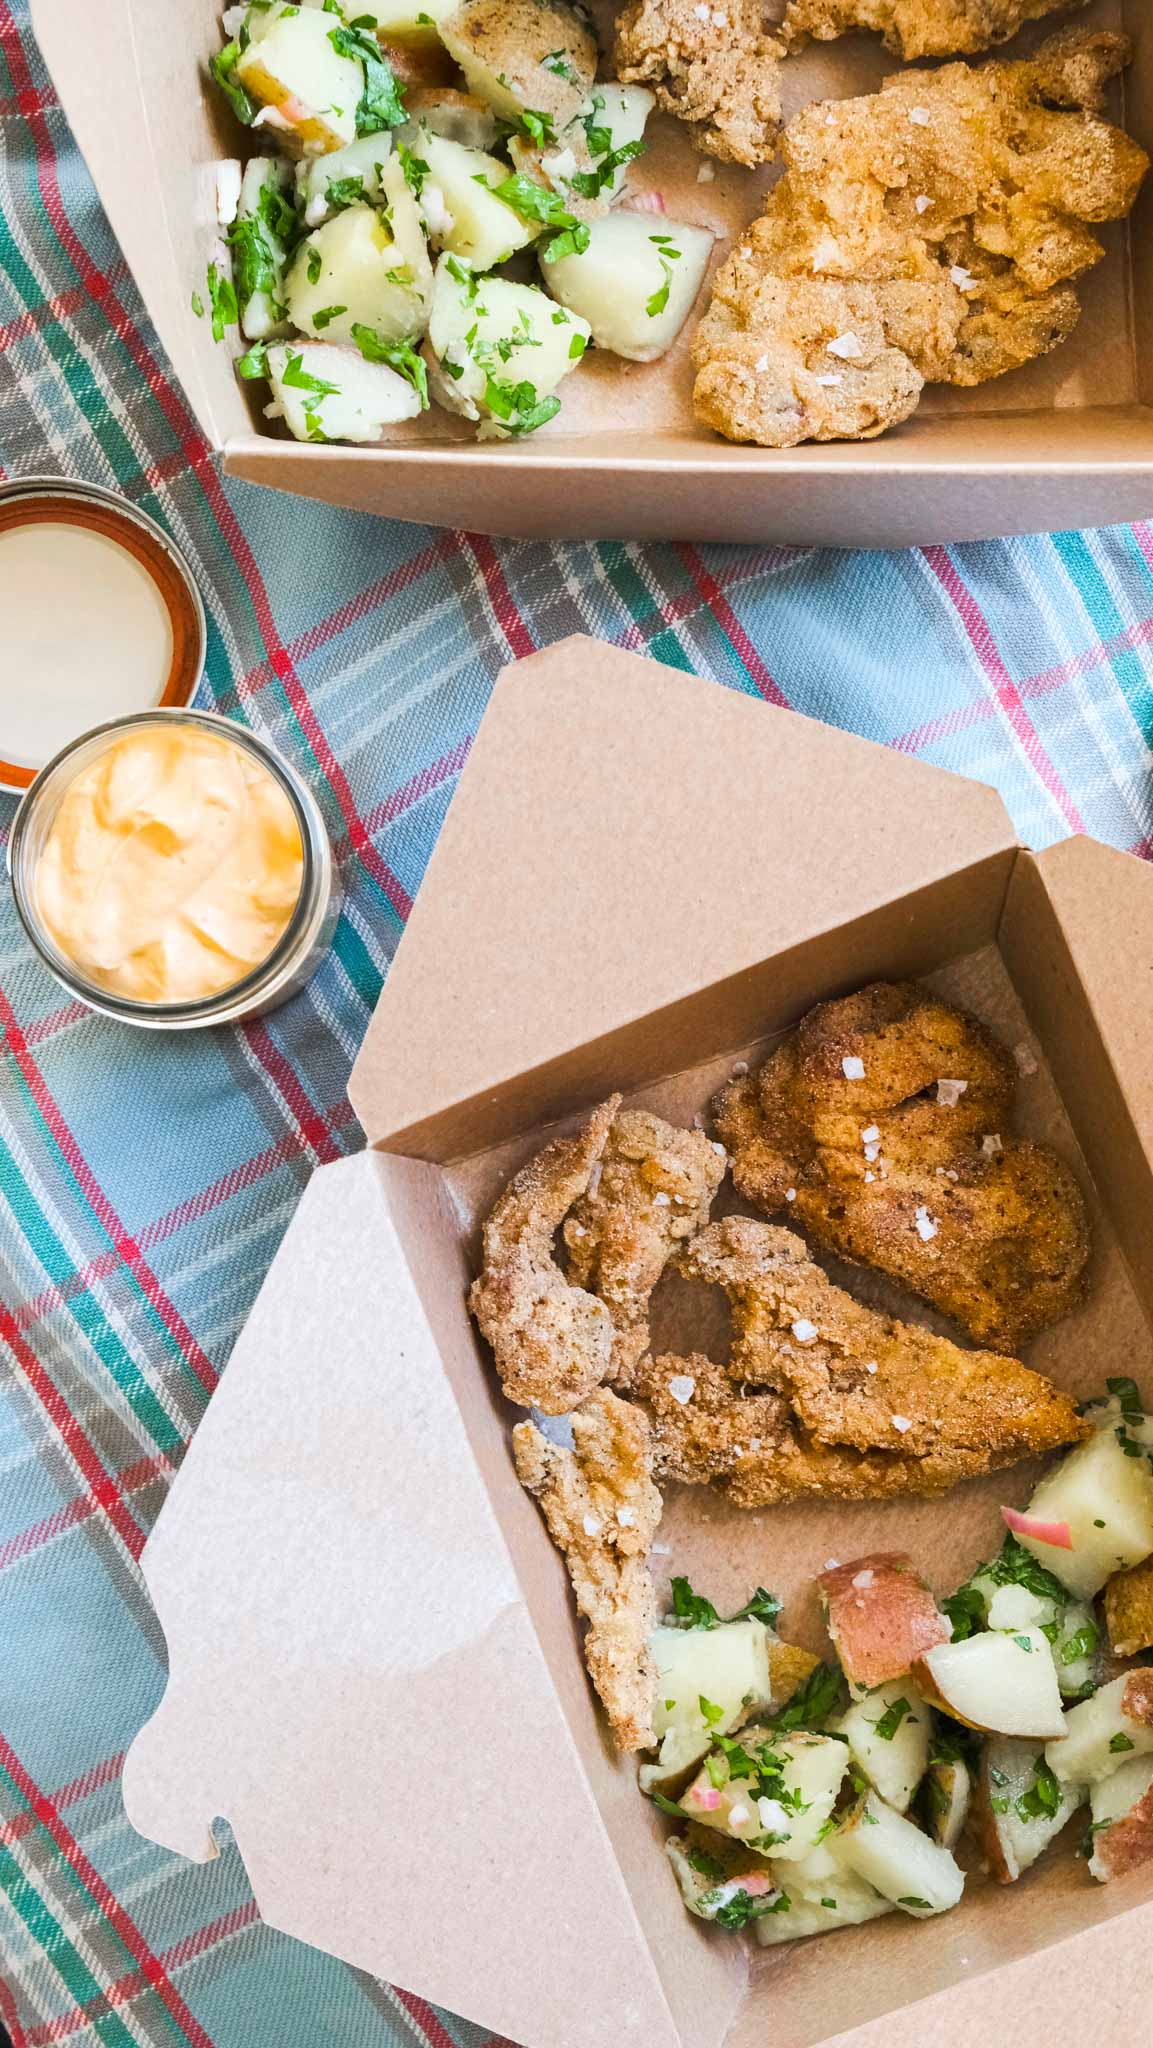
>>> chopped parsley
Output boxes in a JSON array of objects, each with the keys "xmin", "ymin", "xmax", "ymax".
[
  {"xmin": 699, "ymin": 1695, "xmax": 724, "ymax": 1729},
  {"xmin": 941, "ymin": 1583, "xmax": 986, "ymax": 1643},
  {"xmin": 570, "ymin": 137, "xmax": 645, "ymax": 201},
  {"xmin": 1109, "ymin": 1732, "xmax": 1136, "ymax": 1753},
  {"xmin": 488, "ymin": 173, "xmax": 589, "ymax": 260},
  {"xmin": 312, "ymin": 304, "xmax": 347, "ymax": 330},
  {"xmin": 236, "ymin": 340, "xmax": 269, "ymax": 379},
  {"xmin": 209, "ymin": 40, "xmax": 256, "ymax": 126},
  {"xmin": 398, "ymin": 142, "xmax": 429, "ymax": 199},
  {"xmin": 351, "ymin": 324, "xmax": 429, "ymax": 407},
  {"xmin": 543, "ymin": 48, "xmax": 579, "ymax": 83},
  {"xmin": 227, "ymin": 215, "xmax": 281, "ymax": 320},
  {"xmin": 872, "ymin": 1696, "xmax": 913, "ymax": 1742},
  {"xmin": 668, "ymin": 1577, "xmax": 721, "ymax": 1630},
  {"xmin": 1060, "ymin": 1621, "xmax": 1098, "ymax": 1666},
  {"xmin": 649, "ymin": 1791, "xmax": 685, "ymax": 1817},
  {"xmin": 898, "ymin": 1897, "xmax": 932, "ymax": 1910},
  {"xmin": 517, "ymin": 107, "xmax": 557, "ymax": 147},
  {"xmin": 645, "ymin": 232, "xmax": 681, "ymax": 318},
  {"xmin": 258, "ymin": 179, "xmax": 299, "ymax": 243},
  {"xmin": 328, "ymin": 22, "xmax": 406, "ymax": 135},
  {"xmin": 686, "ymin": 1844, "xmax": 725, "ymax": 1880},
  {"xmin": 306, "ymin": 246, "xmax": 323, "ymax": 285},
  {"xmin": 1107, "ymin": 1376, "xmax": 1145, "ymax": 1426},
  {"xmin": 206, "ymin": 260, "xmax": 238, "ymax": 342},
  {"xmin": 766, "ymin": 1663, "xmax": 842, "ymax": 1733},
  {"xmin": 1015, "ymin": 1755, "xmax": 1063, "ymax": 1825},
  {"xmin": 1116, "ymin": 1424, "xmax": 1143, "ymax": 1460},
  {"xmin": 820, "ymin": 1897, "xmax": 837, "ymax": 1909},
  {"xmin": 1013, "ymin": 1634, "xmax": 1035, "ymax": 1652},
  {"xmin": 707, "ymin": 1888, "xmax": 782, "ymax": 1930},
  {"xmin": 191, "ymin": 290, "xmax": 204, "ymax": 318},
  {"xmin": 325, "ymin": 174, "xmax": 366, "ymax": 210},
  {"xmin": 727, "ymin": 1587, "xmax": 783, "ymax": 1629}
]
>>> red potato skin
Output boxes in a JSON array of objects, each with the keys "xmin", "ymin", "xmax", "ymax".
[
  {"xmin": 379, "ymin": 39, "xmax": 459, "ymax": 87},
  {"xmin": 818, "ymin": 1552, "xmax": 949, "ymax": 1690},
  {"xmin": 1091, "ymin": 1780, "xmax": 1153, "ymax": 1881}
]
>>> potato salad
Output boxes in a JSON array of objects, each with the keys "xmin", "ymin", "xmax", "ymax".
[{"xmin": 204, "ymin": 0, "xmax": 715, "ymax": 444}]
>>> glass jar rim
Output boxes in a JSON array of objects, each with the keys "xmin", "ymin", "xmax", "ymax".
[{"xmin": 7, "ymin": 706, "xmax": 331, "ymax": 1025}]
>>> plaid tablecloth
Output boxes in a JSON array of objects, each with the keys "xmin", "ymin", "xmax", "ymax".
[{"xmin": 2, "ymin": 0, "xmax": 1153, "ymax": 2041}]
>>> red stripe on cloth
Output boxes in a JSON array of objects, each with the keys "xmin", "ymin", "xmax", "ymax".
[
  {"xmin": 0, "ymin": 1303, "xmax": 147, "ymax": 1560},
  {"xmin": 0, "ymin": 267, "xmax": 126, "ymax": 350},
  {"xmin": 360, "ymin": 736, "xmax": 473, "ymax": 839},
  {"xmin": 23, "ymin": 1001, "xmax": 89, "ymax": 1046},
  {"xmin": 274, "ymin": 531, "xmax": 459, "ymax": 677},
  {"xmin": 0, "ymin": 1733, "xmax": 217, "ymax": 2048},
  {"xmin": 921, "ymin": 546, "xmax": 1087, "ymax": 832},
  {"xmin": 0, "ymin": 1451, "xmax": 168, "ymax": 1580},
  {"xmin": 0, "ymin": 989, "xmax": 219, "ymax": 1396},
  {"xmin": 240, "ymin": 1023, "xmax": 345, "ymax": 1165},
  {"xmin": 20, "ymin": 1903, "xmax": 261, "ymax": 2048},
  {"xmin": 672, "ymin": 544, "xmax": 790, "ymax": 706},
  {"xmin": 0, "ymin": 1969, "xmax": 29, "ymax": 2048},
  {"xmin": 2, "ymin": 1753, "xmax": 128, "ymax": 1846},
  {"xmin": 891, "ymin": 613, "xmax": 1153, "ymax": 755},
  {"xmin": 391, "ymin": 1986, "xmax": 460, "ymax": 2048},
  {"xmin": 462, "ymin": 535, "xmax": 536, "ymax": 661}
]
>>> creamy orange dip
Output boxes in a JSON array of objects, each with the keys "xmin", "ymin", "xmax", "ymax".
[{"xmin": 36, "ymin": 724, "xmax": 304, "ymax": 1003}]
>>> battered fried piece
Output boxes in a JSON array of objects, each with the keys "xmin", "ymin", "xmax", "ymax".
[
  {"xmin": 470, "ymin": 1096, "xmax": 620, "ymax": 1413},
  {"xmin": 563, "ymin": 1109, "xmax": 725, "ymax": 1387},
  {"xmin": 691, "ymin": 29, "xmax": 1148, "ymax": 446},
  {"xmin": 614, "ymin": 0, "xmax": 784, "ymax": 166},
  {"xmin": 513, "ymin": 1389, "xmax": 662, "ymax": 1749},
  {"xmin": 1104, "ymin": 1556, "xmax": 1153, "ymax": 1660},
  {"xmin": 780, "ymin": 0, "xmax": 1086, "ymax": 60},
  {"xmin": 633, "ymin": 1218, "xmax": 1086, "ymax": 1506},
  {"xmin": 714, "ymin": 982, "xmax": 1091, "ymax": 1350}
]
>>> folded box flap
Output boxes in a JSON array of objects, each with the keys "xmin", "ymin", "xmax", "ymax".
[
  {"xmin": 350, "ymin": 638, "xmax": 1018, "ymax": 1152},
  {"xmin": 123, "ymin": 1150, "xmax": 686, "ymax": 2048},
  {"xmin": 30, "ymin": 0, "xmax": 249, "ymax": 448}
]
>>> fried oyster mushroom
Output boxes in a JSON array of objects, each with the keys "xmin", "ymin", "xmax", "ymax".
[
  {"xmin": 563, "ymin": 1109, "xmax": 725, "ymax": 1387},
  {"xmin": 780, "ymin": 0, "xmax": 1087, "ymax": 60},
  {"xmin": 691, "ymin": 28, "xmax": 1148, "ymax": 446},
  {"xmin": 514, "ymin": 1389, "xmax": 662, "ymax": 1749},
  {"xmin": 614, "ymin": 0, "xmax": 785, "ymax": 166},
  {"xmin": 632, "ymin": 1217, "xmax": 1087, "ymax": 1507},
  {"xmin": 713, "ymin": 982, "xmax": 1091, "ymax": 1351},
  {"xmin": 470, "ymin": 1096, "xmax": 621, "ymax": 1413}
]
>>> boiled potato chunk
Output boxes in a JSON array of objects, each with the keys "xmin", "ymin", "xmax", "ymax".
[
  {"xmin": 286, "ymin": 167, "xmax": 431, "ymax": 344},
  {"xmin": 508, "ymin": 82, "xmax": 654, "ymax": 219},
  {"xmin": 921, "ymin": 1756, "xmax": 971, "ymax": 1849},
  {"xmin": 1046, "ymin": 1670, "xmax": 1153, "ymax": 1786},
  {"xmin": 1014, "ymin": 1420, "xmax": 1153, "ymax": 1600},
  {"xmin": 404, "ymin": 87, "xmax": 500, "ymax": 148},
  {"xmin": 665, "ymin": 1831, "xmax": 781, "ymax": 1928},
  {"xmin": 678, "ymin": 1731, "xmax": 847, "ymax": 1863},
  {"xmin": 437, "ymin": 0, "xmax": 596, "ymax": 127},
  {"xmin": 234, "ymin": 157, "xmax": 294, "ymax": 340},
  {"xmin": 641, "ymin": 1618, "xmax": 773, "ymax": 1791},
  {"xmin": 351, "ymin": 0, "xmax": 455, "ymax": 45},
  {"xmin": 837, "ymin": 1789, "xmax": 965, "ymax": 1917},
  {"xmin": 835, "ymin": 1681, "xmax": 930, "ymax": 1814},
  {"xmin": 296, "ymin": 134, "xmax": 392, "ymax": 228},
  {"xmin": 975, "ymin": 1736, "xmax": 1085, "ymax": 1884},
  {"xmin": 399, "ymin": 125, "xmax": 541, "ymax": 268},
  {"xmin": 265, "ymin": 340, "xmax": 422, "ymax": 441},
  {"xmin": 236, "ymin": 3, "xmax": 362, "ymax": 154},
  {"xmin": 426, "ymin": 256, "xmax": 589, "ymax": 436},
  {"xmin": 1088, "ymin": 1753, "xmax": 1153, "ymax": 1881},
  {"xmin": 754, "ymin": 1869, "xmax": 893, "ymax": 1945},
  {"xmin": 914, "ymin": 1629, "xmax": 1066, "ymax": 1740},
  {"xmin": 541, "ymin": 212, "xmax": 714, "ymax": 363},
  {"xmin": 818, "ymin": 1553, "xmax": 948, "ymax": 1695}
]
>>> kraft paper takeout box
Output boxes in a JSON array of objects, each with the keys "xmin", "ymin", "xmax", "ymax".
[
  {"xmin": 28, "ymin": 0, "xmax": 1153, "ymax": 545},
  {"xmin": 118, "ymin": 638, "xmax": 1153, "ymax": 2048}
]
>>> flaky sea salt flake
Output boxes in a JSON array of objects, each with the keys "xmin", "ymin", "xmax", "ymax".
[
  {"xmin": 908, "ymin": 105, "xmax": 930, "ymax": 125},
  {"xmin": 668, "ymin": 1374, "xmax": 696, "ymax": 1406},
  {"xmin": 827, "ymin": 334, "xmax": 863, "ymax": 363},
  {"xmin": 914, "ymin": 1205, "xmax": 938, "ymax": 1242},
  {"xmin": 936, "ymin": 1078, "xmax": 968, "ymax": 1106},
  {"xmin": 791, "ymin": 1318, "xmax": 819, "ymax": 1343},
  {"xmin": 891, "ymin": 1414, "xmax": 913, "ymax": 1433}
]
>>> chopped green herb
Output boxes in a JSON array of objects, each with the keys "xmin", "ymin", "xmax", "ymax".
[
  {"xmin": 1015, "ymin": 1756, "xmax": 1062, "ymax": 1825},
  {"xmin": 767, "ymin": 1663, "xmax": 842, "ymax": 1733},
  {"xmin": 699, "ymin": 1695, "xmax": 724, "ymax": 1729},
  {"xmin": 686, "ymin": 1844, "xmax": 726, "ymax": 1880},
  {"xmin": 704, "ymin": 1751, "xmax": 729, "ymax": 1790},
  {"xmin": 1094, "ymin": 1519, "xmax": 1106, "ymax": 1529},
  {"xmin": 227, "ymin": 214, "xmax": 281, "ymax": 319},
  {"xmin": 649, "ymin": 1791, "xmax": 685, "ymax": 1817},
  {"xmin": 397, "ymin": 142, "xmax": 430, "ymax": 199},
  {"xmin": 820, "ymin": 1897, "xmax": 837, "ymax": 1909},
  {"xmin": 307, "ymin": 246, "xmax": 323, "ymax": 285},
  {"xmin": 191, "ymin": 290, "xmax": 205, "ymax": 318},
  {"xmin": 710, "ymin": 1888, "xmax": 782, "ymax": 1930},
  {"xmin": 663, "ymin": 1698, "xmax": 676, "ymax": 1713},
  {"xmin": 209, "ymin": 40, "xmax": 257, "ymax": 126},
  {"xmin": 570, "ymin": 137, "xmax": 645, "ymax": 200},
  {"xmin": 897, "ymin": 1897, "xmax": 932, "ymax": 1910},
  {"xmin": 1013, "ymin": 1635, "xmax": 1035, "ymax": 1652},
  {"xmin": 645, "ymin": 232, "xmax": 682, "ymax": 318},
  {"xmin": 350, "ymin": 323, "xmax": 429, "ymax": 407},
  {"xmin": 1116, "ymin": 1425, "xmax": 1143, "ymax": 1460},
  {"xmin": 325, "ymin": 174, "xmax": 366, "ymax": 210},
  {"xmin": 543, "ymin": 48, "xmax": 579, "ymax": 83},
  {"xmin": 488, "ymin": 173, "xmax": 589, "ymax": 260},
  {"xmin": 872, "ymin": 1697, "xmax": 913, "ymax": 1742},
  {"xmin": 551, "ymin": 307, "xmax": 570, "ymax": 324},
  {"xmin": 312, "ymin": 304, "xmax": 347, "ymax": 330},
  {"xmin": 727, "ymin": 1587, "xmax": 783, "ymax": 1629},
  {"xmin": 941, "ymin": 1584, "xmax": 986, "ymax": 1643},
  {"xmin": 258, "ymin": 180, "xmax": 299, "ymax": 243},
  {"xmin": 236, "ymin": 340, "xmax": 270, "ymax": 379},
  {"xmin": 1109, "ymin": 1732, "xmax": 1136, "ymax": 1753},
  {"xmin": 280, "ymin": 351, "xmax": 340, "ymax": 398},
  {"xmin": 990, "ymin": 1797, "xmax": 1010, "ymax": 1814},
  {"xmin": 416, "ymin": 8, "xmax": 434, "ymax": 20},
  {"xmin": 1060, "ymin": 1622, "xmax": 1098, "ymax": 1666},
  {"xmin": 206, "ymin": 261, "xmax": 238, "ymax": 343},
  {"xmin": 990, "ymin": 1767, "xmax": 1009, "ymax": 1787},
  {"xmin": 518, "ymin": 107, "xmax": 557, "ymax": 147},
  {"xmin": 1107, "ymin": 1376, "xmax": 1144, "ymax": 1426},
  {"xmin": 668, "ymin": 1577, "xmax": 720, "ymax": 1630},
  {"xmin": 328, "ymin": 22, "xmax": 406, "ymax": 135}
]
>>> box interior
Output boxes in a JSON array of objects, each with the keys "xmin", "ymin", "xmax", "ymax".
[
  {"xmin": 375, "ymin": 855, "xmax": 1153, "ymax": 2048},
  {"xmin": 40, "ymin": 0, "xmax": 1153, "ymax": 467}
]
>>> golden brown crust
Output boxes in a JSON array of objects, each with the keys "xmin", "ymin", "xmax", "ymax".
[
  {"xmin": 691, "ymin": 30, "xmax": 1148, "ymax": 445},
  {"xmin": 714, "ymin": 982, "xmax": 1091, "ymax": 1350},
  {"xmin": 563, "ymin": 1109, "xmax": 725, "ymax": 1386},
  {"xmin": 633, "ymin": 1217, "xmax": 1086, "ymax": 1505},
  {"xmin": 1104, "ymin": 1557, "xmax": 1153, "ymax": 1660},
  {"xmin": 780, "ymin": 0, "xmax": 1086, "ymax": 60},
  {"xmin": 469, "ymin": 1097, "xmax": 620, "ymax": 1413},
  {"xmin": 614, "ymin": 0, "xmax": 784, "ymax": 166},
  {"xmin": 513, "ymin": 1389, "xmax": 662, "ymax": 1750}
]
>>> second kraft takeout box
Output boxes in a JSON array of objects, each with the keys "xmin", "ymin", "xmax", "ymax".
[
  {"xmin": 122, "ymin": 641, "xmax": 1153, "ymax": 2047},
  {"xmin": 27, "ymin": 0, "xmax": 1153, "ymax": 545}
]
